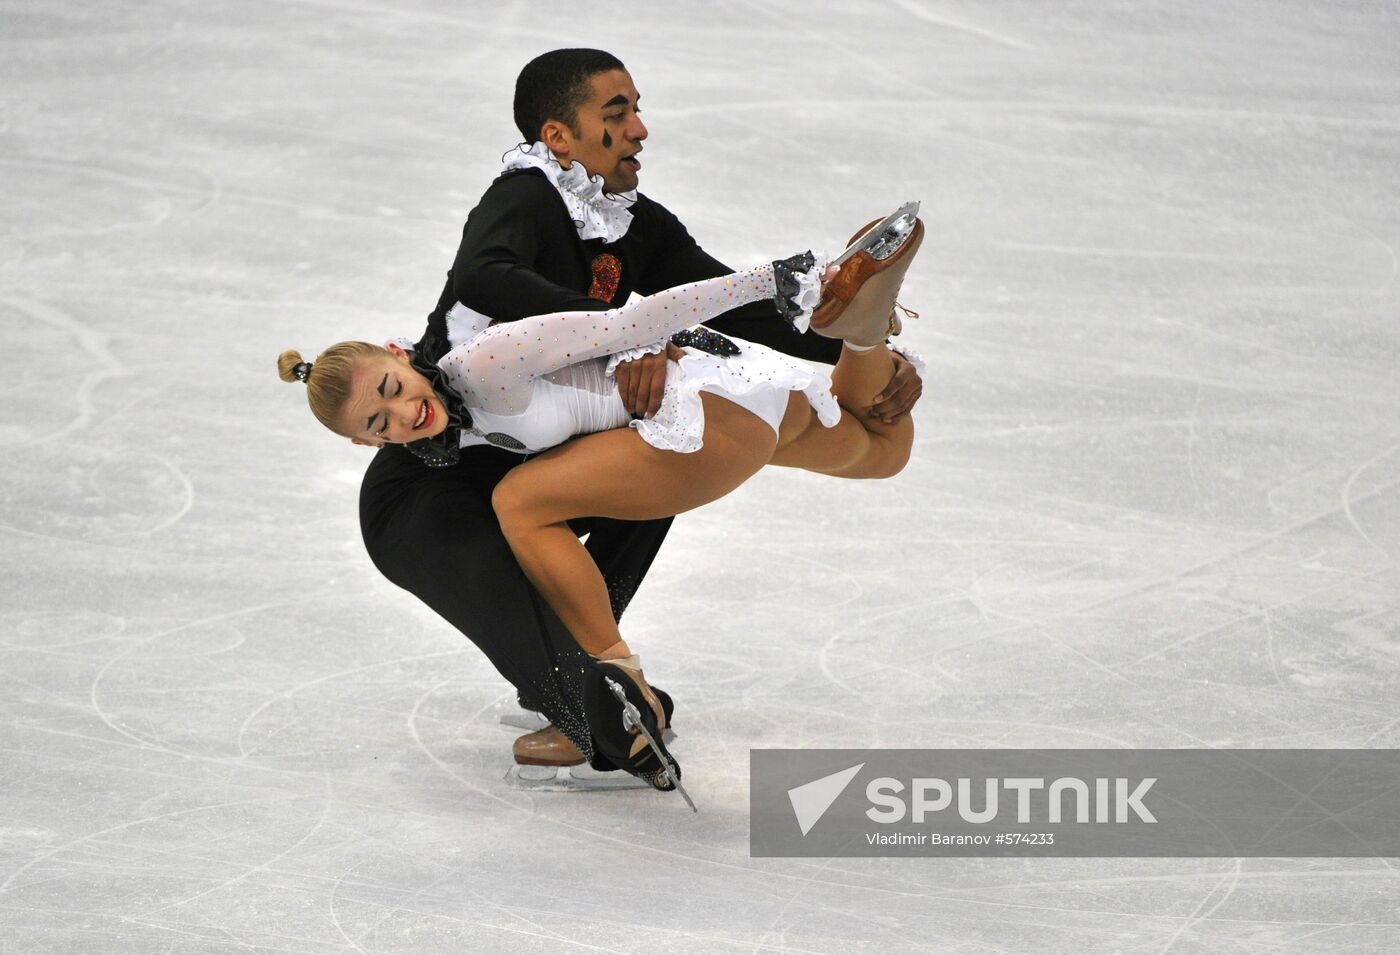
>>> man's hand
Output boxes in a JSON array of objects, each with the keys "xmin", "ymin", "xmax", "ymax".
[
  {"xmin": 871, "ymin": 351, "xmax": 923, "ymax": 423},
  {"xmin": 615, "ymin": 342, "xmax": 686, "ymax": 417}
]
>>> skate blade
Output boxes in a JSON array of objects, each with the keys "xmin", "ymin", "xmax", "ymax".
[
  {"xmin": 505, "ymin": 763, "xmax": 656, "ymax": 792},
  {"xmin": 610, "ymin": 678, "xmax": 698, "ymax": 812},
  {"xmin": 832, "ymin": 200, "xmax": 921, "ymax": 267}
]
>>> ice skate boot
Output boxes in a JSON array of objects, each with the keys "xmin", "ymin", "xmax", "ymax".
[
  {"xmin": 811, "ymin": 201, "xmax": 924, "ymax": 347},
  {"xmin": 605, "ymin": 678, "xmax": 696, "ymax": 812},
  {"xmin": 584, "ymin": 656, "xmax": 684, "ymax": 795},
  {"xmin": 502, "ymin": 685, "xmax": 678, "ymax": 791},
  {"xmin": 506, "ymin": 723, "xmax": 661, "ymax": 791},
  {"xmin": 508, "ymin": 687, "xmax": 675, "ymax": 767},
  {"xmin": 512, "ymin": 725, "xmax": 586, "ymax": 767}
]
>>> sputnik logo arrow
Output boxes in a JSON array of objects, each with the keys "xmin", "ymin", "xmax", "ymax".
[{"xmin": 787, "ymin": 763, "xmax": 865, "ymax": 836}]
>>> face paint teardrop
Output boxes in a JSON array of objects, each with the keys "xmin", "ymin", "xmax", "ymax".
[{"xmin": 601, "ymin": 130, "xmax": 613, "ymax": 149}]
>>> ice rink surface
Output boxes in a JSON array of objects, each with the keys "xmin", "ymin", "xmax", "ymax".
[{"xmin": 3, "ymin": 1, "xmax": 1399, "ymax": 951}]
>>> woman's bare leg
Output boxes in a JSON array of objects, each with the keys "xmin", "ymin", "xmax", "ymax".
[
  {"xmin": 493, "ymin": 344, "xmax": 914, "ymax": 656},
  {"xmin": 492, "ymin": 394, "xmax": 777, "ymax": 657},
  {"xmin": 770, "ymin": 342, "xmax": 914, "ymax": 478}
]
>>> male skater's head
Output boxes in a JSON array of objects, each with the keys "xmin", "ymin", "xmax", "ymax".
[{"xmin": 514, "ymin": 48, "xmax": 647, "ymax": 194}]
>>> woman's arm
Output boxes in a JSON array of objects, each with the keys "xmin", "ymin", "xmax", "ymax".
[
  {"xmin": 634, "ymin": 199, "xmax": 844, "ymax": 365},
  {"xmin": 441, "ymin": 263, "xmax": 791, "ymax": 416}
]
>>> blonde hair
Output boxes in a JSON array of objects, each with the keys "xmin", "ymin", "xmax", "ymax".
[{"xmin": 278, "ymin": 341, "xmax": 389, "ymax": 437}]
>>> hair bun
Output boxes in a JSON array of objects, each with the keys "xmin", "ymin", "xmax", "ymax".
[{"xmin": 278, "ymin": 349, "xmax": 308, "ymax": 384}]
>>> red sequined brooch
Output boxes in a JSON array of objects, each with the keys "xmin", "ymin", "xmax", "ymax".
[{"xmin": 589, "ymin": 253, "xmax": 621, "ymax": 303}]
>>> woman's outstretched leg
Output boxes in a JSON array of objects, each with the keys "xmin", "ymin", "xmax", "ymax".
[
  {"xmin": 493, "ymin": 347, "xmax": 914, "ymax": 661},
  {"xmin": 491, "ymin": 394, "xmax": 777, "ymax": 658}
]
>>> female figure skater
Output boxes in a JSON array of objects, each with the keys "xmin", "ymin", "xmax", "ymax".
[{"xmin": 280, "ymin": 216, "xmax": 922, "ymax": 791}]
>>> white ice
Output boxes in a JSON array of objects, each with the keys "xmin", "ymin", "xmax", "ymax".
[{"xmin": 3, "ymin": 1, "xmax": 1399, "ymax": 952}]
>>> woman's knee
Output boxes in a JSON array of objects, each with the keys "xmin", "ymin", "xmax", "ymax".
[
  {"xmin": 877, "ymin": 437, "xmax": 912, "ymax": 478},
  {"xmin": 868, "ymin": 419, "xmax": 914, "ymax": 478},
  {"xmin": 832, "ymin": 419, "xmax": 913, "ymax": 479},
  {"xmin": 490, "ymin": 471, "xmax": 532, "ymax": 536}
]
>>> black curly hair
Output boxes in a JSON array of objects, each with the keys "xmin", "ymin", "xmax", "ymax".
[{"xmin": 513, "ymin": 48, "xmax": 627, "ymax": 141}]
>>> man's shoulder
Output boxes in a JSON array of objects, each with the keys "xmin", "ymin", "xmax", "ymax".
[
  {"xmin": 625, "ymin": 191, "xmax": 690, "ymax": 238},
  {"xmin": 629, "ymin": 190, "xmax": 675, "ymax": 218},
  {"xmin": 478, "ymin": 167, "xmax": 559, "ymax": 207},
  {"xmin": 465, "ymin": 168, "xmax": 576, "ymax": 237}
]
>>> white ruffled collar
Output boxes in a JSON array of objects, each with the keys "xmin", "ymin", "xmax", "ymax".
[{"xmin": 500, "ymin": 141, "xmax": 637, "ymax": 244}]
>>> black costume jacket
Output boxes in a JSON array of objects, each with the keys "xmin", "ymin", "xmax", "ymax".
[{"xmin": 420, "ymin": 168, "xmax": 842, "ymax": 364}]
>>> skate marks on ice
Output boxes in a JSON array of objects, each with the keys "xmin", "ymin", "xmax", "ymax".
[
  {"xmin": 3, "ymin": 0, "xmax": 1400, "ymax": 951},
  {"xmin": 886, "ymin": 0, "xmax": 1035, "ymax": 51}
]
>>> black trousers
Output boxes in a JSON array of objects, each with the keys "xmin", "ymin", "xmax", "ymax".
[{"xmin": 358, "ymin": 441, "xmax": 671, "ymax": 765}]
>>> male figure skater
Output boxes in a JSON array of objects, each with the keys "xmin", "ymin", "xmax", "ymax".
[{"xmin": 358, "ymin": 49, "xmax": 924, "ymax": 776}]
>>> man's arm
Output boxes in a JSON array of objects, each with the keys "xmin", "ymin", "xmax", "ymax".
[{"xmin": 451, "ymin": 172, "xmax": 605, "ymax": 321}]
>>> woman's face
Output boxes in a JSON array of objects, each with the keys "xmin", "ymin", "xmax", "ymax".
[{"xmin": 340, "ymin": 344, "xmax": 449, "ymax": 447}]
